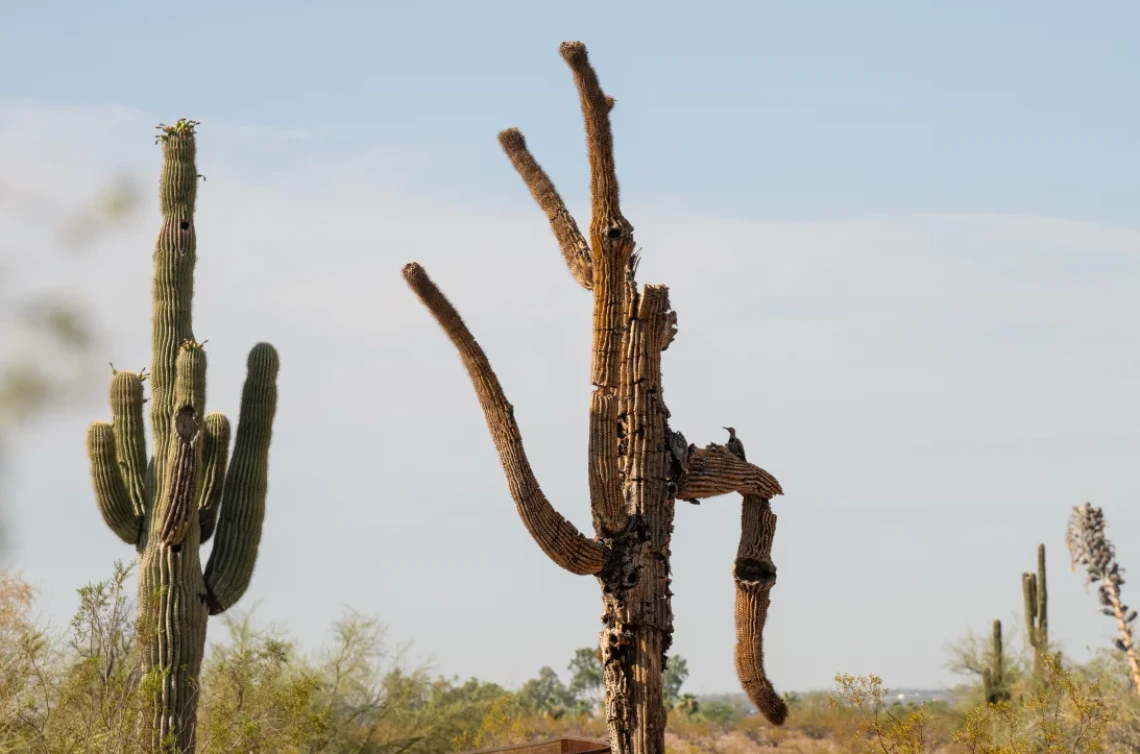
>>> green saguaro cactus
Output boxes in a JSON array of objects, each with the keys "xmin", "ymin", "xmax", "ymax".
[
  {"xmin": 982, "ymin": 619, "xmax": 1010, "ymax": 704},
  {"xmin": 1022, "ymin": 543, "xmax": 1048, "ymax": 678},
  {"xmin": 86, "ymin": 118, "xmax": 279, "ymax": 752}
]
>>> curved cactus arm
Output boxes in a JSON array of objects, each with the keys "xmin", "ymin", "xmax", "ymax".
[
  {"xmin": 403, "ymin": 263, "xmax": 608, "ymax": 576},
  {"xmin": 497, "ymin": 128, "xmax": 593, "ymax": 290},
  {"xmin": 733, "ymin": 495, "xmax": 787, "ymax": 726},
  {"xmin": 196, "ymin": 412, "xmax": 231, "ymax": 544},
  {"xmin": 1023, "ymin": 572, "xmax": 1040, "ymax": 653},
  {"xmin": 109, "ymin": 371, "xmax": 148, "ymax": 516},
  {"xmin": 86, "ymin": 422, "xmax": 141, "ymax": 544},
  {"xmin": 203, "ymin": 342, "xmax": 279, "ymax": 614},
  {"xmin": 677, "ymin": 445, "xmax": 784, "ymax": 502}
]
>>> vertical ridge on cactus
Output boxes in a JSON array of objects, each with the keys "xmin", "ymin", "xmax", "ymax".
[
  {"xmin": 85, "ymin": 118, "xmax": 280, "ymax": 751},
  {"xmin": 404, "ymin": 43, "xmax": 788, "ymax": 754}
]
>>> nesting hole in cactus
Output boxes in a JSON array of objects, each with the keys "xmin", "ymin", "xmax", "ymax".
[
  {"xmin": 607, "ymin": 227, "xmax": 622, "ymax": 239},
  {"xmin": 179, "ymin": 220, "xmax": 189, "ymax": 230},
  {"xmin": 171, "ymin": 544, "xmax": 182, "ymax": 553},
  {"xmin": 734, "ymin": 557, "xmax": 776, "ymax": 585}
]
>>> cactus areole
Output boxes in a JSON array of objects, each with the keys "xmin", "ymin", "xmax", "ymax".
[
  {"xmin": 403, "ymin": 43, "xmax": 788, "ymax": 754},
  {"xmin": 86, "ymin": 119, "xmax": 279, "ymax": 752}
]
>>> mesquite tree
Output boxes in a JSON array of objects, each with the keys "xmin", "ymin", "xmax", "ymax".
[
  {"xmin": 403, "ymin": 42, "xmax": 787, "ymax": 754},
  {"xmin": 86, "ymin": 119, "xmax": 280, "ymax": 751}
]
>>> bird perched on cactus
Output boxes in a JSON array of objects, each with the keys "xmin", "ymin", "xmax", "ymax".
[
  {"xmin": 724, "ymin": 426, "xmax": 746, "ymax": 461},
  {"xmin": 86, "ymin": 118, "xmax": 280, "ymax": 751},
  {"xmin": 403, "ymin": 41, "xmax": 787, "ymax": 754}
]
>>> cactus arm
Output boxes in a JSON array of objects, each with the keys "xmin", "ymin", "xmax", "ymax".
[
  {"xmin": 196, "ymin": 412, "xmax": 231, "ymax": 544},
  {"xmin": 733, "ymin": 496, "xmax": 787, "ymax": 726},
  {"xmin": 1022, "ymin": 572, "xmax": 1038, "ymax": 648},
  {"xmin": 159, "ymin": 406, "xmax": 199, "ymax": 546},
  {"xmin": 402, "ymin": 263, "xmax": 608, "ymax": 576},
  {"xmin": 203, "ymin": 343, "xmax": 279, "ymax": 614},
  {"xmin": 677, "ymin": 445, "xmax": 784, "ymax": 502},
  {"xmin": 109, "ymin": 371, "xmax": 148, "ymax": 515},
  {"xmin": 150, "ymin": 123, "xmax": 199, "ymax": 479},
  {"xmin": 86, "ymin": 422, "xmax": 142, "ymax": 544},
  {"xmin": 156, "ymin": 342, "xmax": 207, "ymax": 547},
  {"xmin": 497, "ymin": 128, "xmax": 593, "ymax": 290}
]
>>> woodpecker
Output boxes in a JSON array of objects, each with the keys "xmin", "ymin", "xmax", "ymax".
[{"xmin": 723, "ymin": 426, "xmax": 746, "ymax": 462}]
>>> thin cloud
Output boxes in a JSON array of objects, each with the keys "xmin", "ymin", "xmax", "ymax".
[{"xmin": 3, "ymin": 102, "xmax": 1138, "ymax": 694}]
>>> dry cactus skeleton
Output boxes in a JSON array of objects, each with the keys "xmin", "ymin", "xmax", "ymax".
[
  {"xmin": 86, "ymin": 119, "xmax": 279, "ymax": 751},
  {"xmin": 1066, "ymin": 502, "xmax": 1140, "ymax": 694},
  {"xmin": 403, "ymin": 42, "xmax": 787, "ymax": 754}
]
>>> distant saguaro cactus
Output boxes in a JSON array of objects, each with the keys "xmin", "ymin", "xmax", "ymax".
[
  {"xmin": 86, "ymin": 119, "xmax": 279, "ymax": 751},
  {"xmin": 403, "ymin": 42, "xmax": 787, "ymax": 754},
  {"xmin": 1066, "ymin": 503, "xmax": 1140, "ymax": 694},
  {"xmin": 1022, "ymin": 543, "xmax": 1048, "ymax": 678},
  {"xmin": 982, "ymin": 619, "xmax": 1010, "ymax": 704}
]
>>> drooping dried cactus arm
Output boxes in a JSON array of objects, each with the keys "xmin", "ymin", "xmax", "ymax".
[
  {"xmin": 677, "ymin": 444, "xmax": 784, "ymax": 502},
  {"xmin": 734, "ymin": 496, "xmax": 787, "ymax": 725},
  {"xmin": 203, "ymin": 342, "xmax": 279, "ymax": 613},
  {"xmin": 402, "ymin": 263, "xmax": 608, "ymax": 576}
]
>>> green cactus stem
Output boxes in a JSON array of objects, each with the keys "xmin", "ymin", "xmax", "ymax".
[
  {"xmin": 403, "ymin": 41, "xmax": 786, "ymax": 754},
  {"xmin": 982, "ymin": 619, "xmax": 1010, "ymax": 704},
  {"xmin": 1023, "ymin": 543, "xmax": 1048, "ymax": 679},
  {"xmin": 86, "ymin": 119, "xmax": 279, "ymax": 752}
]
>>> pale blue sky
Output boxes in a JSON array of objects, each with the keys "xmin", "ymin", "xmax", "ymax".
[{"xmin": 3, "ymin": 0, "xmax": 1140, "ymax": 697}]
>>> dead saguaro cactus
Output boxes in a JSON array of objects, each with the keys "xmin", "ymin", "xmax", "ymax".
[
  {"xmin": 86, "ymin": 119, "xmax": 280, "ymax": 751},
  {"xmin": 403, "ymin": 42, "xmax": 786, "ymax": 754},
  {"xmin": 1066, "ymin": 502, "xmax": 1140, "ymax": 694}
]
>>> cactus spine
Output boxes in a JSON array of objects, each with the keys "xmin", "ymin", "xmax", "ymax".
[
  {"xmin": 86, "ymin": 119, "xmax": 279, "ymax": 751},
  {"xmin": 404, "ymin": 42, "xmax": 786, "ymax": 754},
  {"xmin": 982, "ymin": 619, "xmax": 1010, "ymax": 704},
  {"xmin": 1022, "ymin": 543, "xmax": 1048, "ymax": 678}
]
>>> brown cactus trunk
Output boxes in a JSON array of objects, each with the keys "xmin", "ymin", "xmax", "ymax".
[{"xmin": 405, "ymin": 42, "xmax": 789, "ymax": 754}]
